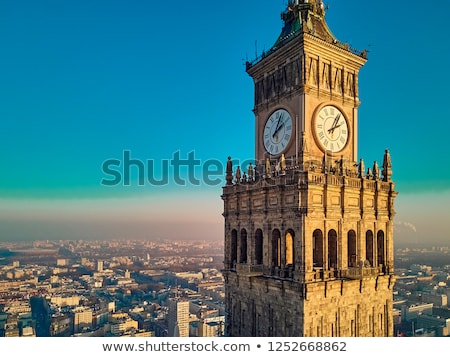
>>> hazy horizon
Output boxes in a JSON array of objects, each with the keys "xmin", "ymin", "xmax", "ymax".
[{"xmin": 1, "ymin": 0, "xmax": 450, "ymax": 247}]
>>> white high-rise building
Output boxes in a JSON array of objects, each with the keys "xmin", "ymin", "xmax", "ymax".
[
  {"xmin": 167, "ymin": 298, "xmax": 189, "ymax": 337},
  {"xmin": 96, "ymin": 260, "xmax": 103, "ymax": 272}
]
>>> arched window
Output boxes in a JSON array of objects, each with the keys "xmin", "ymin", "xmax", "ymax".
[
  {"xmin": 328, "ymin": 229, "xmax": 338, "ymax": 269},
  {"xmin": 366, "ymin": 230, "xmax": 374, "ymax": 266},
  {"xmin": 285, "ymin": 230, "xmax": 294, "ymax": 266},
  {"xmin": 272, "ymin": 229, "xmax": 281, "ymax": 267},
  {"xmin": 377, "ymin": 230, "xmax": 385, "ymax": 267},
  {"xmin": 240, "ymin": 229, "xmax": 247, "ymax": 264},
  {"xmin": 231, "ymin": 229, "xmax": 238, "ymax": 267},
  {"xmin": 255, "ymin": 229, "xmax": 263, "ymax": 265},
  {"xmin": 348, "ymin": 230, "xmax": 357, "ymax": 268},
  {"xmin": 313, "ymin": 229, "xmax": 324, "ymax": 267}
]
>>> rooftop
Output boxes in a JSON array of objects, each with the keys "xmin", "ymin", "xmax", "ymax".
[{"xmin": 246, "ymin": 0, "xmax": 367, "ymax": 69}]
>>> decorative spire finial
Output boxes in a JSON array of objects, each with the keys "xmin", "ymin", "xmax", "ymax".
[
  {"xmin": 235, "ymin": 166, "xmax": 241, "ymax": 184},
  {"xmin": 372, "ymin": 161, "xmax": 379, "ymax": 180},
  {"xmin": 247, "ymin": 162, "xmax": 254, "ymax": 182},
  {"xmin": 281, "ymin": 153, "xmax": 286, "ymax": 174},
  {"xmin": 226, "ymin": 156, "xmax": 233, "ymax": 185},
  {"xmin": 382, "ymin": 149, "xmax": 393, "ymax": 182},
  {"xmin": 265, "ymin": 157, "xmax": 271, "ymax": 178},
  {"xmin": 358, "ymin": 158, "xmax": 365, "ymax": 178},
  {"xmin": 338, "ymin": 155, "xmax": 344, "ymax": 176}
]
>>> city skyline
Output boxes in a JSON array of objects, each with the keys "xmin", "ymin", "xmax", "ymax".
[{"xmin": 1, "ymin": 0, "xmax": 450, "ymax": 244}]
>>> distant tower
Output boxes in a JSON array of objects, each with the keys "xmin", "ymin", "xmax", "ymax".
[
  {"xmin": 72, "ymin": 307, "xmax": 93, "ymax": 334},
  {"xmin": 167, "ymin": 298, "xmax": 190, "ymax": 337},
  {"xmin": 96, "ymin": 260, "xmax": 103, "ymax": 272},
  {"xmin": 222, "ymin": 1, "xmax": 397, "ymax": 337}
]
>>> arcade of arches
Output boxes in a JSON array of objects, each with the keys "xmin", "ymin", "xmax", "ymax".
[{"xmin": 228, "ymin": 227, "xmax": 386, "ymax": 272}]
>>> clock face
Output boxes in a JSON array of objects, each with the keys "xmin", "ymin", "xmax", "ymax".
[
  {"xmin": 314, "ymin": 105, "xmax": 349, "ymax": 153},
  {"xmin": 263, "ymin": 109, "xmax": 293, "ymax": 156}
]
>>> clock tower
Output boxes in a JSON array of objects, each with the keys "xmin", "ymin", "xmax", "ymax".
[
  {"xmin": 251, "ymin": 0, "xmax": 366, "ymax": 166},
  {"xmin": 222, "ymin": 0, "xmax": 398, "ymax": 337}
]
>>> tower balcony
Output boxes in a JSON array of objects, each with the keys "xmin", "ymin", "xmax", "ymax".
[
  {"xmin": 344, "ymin": 266, "xmax": 382, "ymax": 280},
  {"xmin": 235, "ymin": 263, "xmax": 264, "ymax": 277},
  {"xmin": 307, "ymin": 266, "xmax": 385, "ymax": 281}
]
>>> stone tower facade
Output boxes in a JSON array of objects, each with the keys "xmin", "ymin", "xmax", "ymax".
[{"xmin": 222, "ymin": 0, "xmax": 397, "ymax": 337}]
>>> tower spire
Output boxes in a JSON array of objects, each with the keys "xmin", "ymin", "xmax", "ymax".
[{"xmin": 275, "ymin": 0, "xmax": 334, "ymax": 50}]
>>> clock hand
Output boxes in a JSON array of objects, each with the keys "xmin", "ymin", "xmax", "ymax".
[
  {"xmin": 272, "ymin": 120, "xmax": 285, "ymax": 139},
  {"xmin": 272, "ymin": 115, "xmax": 282, "ymax": 138},
  {"xmin": 328, "ymin": 113, "xmax": 341, "ymax": 134},
  {"xmin": 328, "ymin": 122, "xmax": 343, "ymax": 133},
  {"xmin": 333, "ymin": 113, "xmax": 340, "ymax": 126}
]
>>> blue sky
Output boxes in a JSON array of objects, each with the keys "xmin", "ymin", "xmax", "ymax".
[{"xmin": 1, "ymin": 0, "xmax": 449, "ymax": 244}]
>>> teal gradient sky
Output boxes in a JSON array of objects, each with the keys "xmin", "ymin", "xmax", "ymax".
[{"xmin": 1, "ymin": 0, "xmax": 449, "ymax": 244}]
